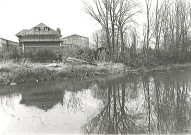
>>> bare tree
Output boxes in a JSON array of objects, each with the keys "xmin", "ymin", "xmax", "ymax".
[
  {"xmin": 159, "ymin": 0, "xmax": 171, "ymax": 51},
  {"xmin": 108, "ymin": 0, "xmax": 120, "ymax": 58},
  {"xmin": 130, "ymin": 28, "xmax": 138, "ymax": 55},
  {"xmin": 83, "ymin": 0, "xmax": 112, "ymax": 59},
  {"xmin": 157, "ymin": 0, "xmax": 191, "ymax": 61},
  {"xmin": 116, "ymin": 0, "xmax": 140, "ymax": 59},
  {"xmin": 83, "ymin": 0, "xmax": 140, "ymax": 62},
  {"xmin": 92, "ymin": 31, "xmax": 99, "ymax": 49},
  {"xmin": 153, "ymin": 0, "xmax": 161, "ymax": 56},
  {"xmin": 145, "ymin": 0, "xmax": 152, "ymax": 51}
]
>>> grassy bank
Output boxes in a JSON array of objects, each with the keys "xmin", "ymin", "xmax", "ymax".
[
  {"xmin": 139, "ymin": 62, "xmax": 191, "ymax": 73},
  {"xmin": 1, "ymin": 60, "xmax": 191, "ymax": 85},
  {"xmin": 0, "ymin": 60, "xmax": 126, "ymax": 85}
]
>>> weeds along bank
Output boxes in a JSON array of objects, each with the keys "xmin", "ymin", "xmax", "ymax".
[
  {"xmin": 1, "ymin": 58, "xmax": 191, "ymax": 86},
  {"xmin": 0, "ymin": 60, "xmax": 126, "ymax": 85},
  {"xmin": 2, "ymin": 48, "xmax": 191, "ymax": 86},
  {"xmin": 0, "ymin": 48, "xmax": 126, "ymax": 85},
  {"xmin": 2, "ymin": 45, "xmax": 191, "ymax": 68},
  {"xmin": 0, "ymin": 47, "xmax": 94, "ymax": 63}
]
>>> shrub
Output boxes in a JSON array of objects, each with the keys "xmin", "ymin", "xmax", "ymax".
[
  {"xmin": 0, "ymin": 60, "xmax": 19, "ymax": 72},
  {"xmin": 75, "ymin": 47, "xmax": 94, "ymax": 62},
  {"xmin": 24, "ymin": 49, "xmax": 60, "ymax": 62},
  {"xmin": 2, "ymin": 48, "xmax": 21, "ymax": 61},
  {"xmin": 156, "ymin": 50, "xmax": 191, "ymax": 65},
  {"xmin": 62, "ymin": 46, "xmax": 94, "ymax": 62}
]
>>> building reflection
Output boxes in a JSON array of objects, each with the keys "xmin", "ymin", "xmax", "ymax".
[
  {"xmin": 20, "ymin": 91, "xmax": 64, "ymax": 111},
  {"xmin": 18, "ymin": 78, "xmax": 99, "ymax": 112}
]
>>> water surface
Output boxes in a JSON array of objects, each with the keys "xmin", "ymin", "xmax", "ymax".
[{"xmin": 0, "ymin": 70, "xmax": 191, "ymax": 134}]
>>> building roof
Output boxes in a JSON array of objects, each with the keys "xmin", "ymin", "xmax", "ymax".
[
  {"xmin": 0, "ymin": 37, "xmax": 19, "ymax": 45},
  {"xmin": 24, "ymin": 23, "xmax": 59, "ymax": 36},
  {"xmin": 16, "ymin": 23, "xmax": 61, "ymax": 42},
  {"xmin": 16, "ymin": 29, "xmax": 29, "ymax": 37},
  {"xmin": 62, "ymin": 34, "xmax": 89, "ymax": 39},
  {"xmin": 20, "ymin": 35, "xmax": 61, "ymax": 42}
]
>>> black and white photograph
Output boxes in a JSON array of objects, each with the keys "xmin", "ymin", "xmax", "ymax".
[{"xmin": 0, "ymin": 0, "xmax": 191, "ymax": 134}]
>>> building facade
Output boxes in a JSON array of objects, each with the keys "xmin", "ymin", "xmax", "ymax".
[
  {"xmin": 16, "ymin": 23, "xmax": 62, "ymax": 52},
  {"xmin": 62, "ymin": 34, "xmax": 89, "ymax": 48},
  {"xmin": 0, "ymin": 38, "xmax": 19, "ymax": 52}
]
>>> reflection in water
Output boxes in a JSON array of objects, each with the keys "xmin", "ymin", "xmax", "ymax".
[
  {"xmin": 83, "ymin": 71, "xmax": 191, "ymax": 134},
  {"xmin": 82, "ymin": 76, "xmax": 144, "ymax": 134},
  {"xmin": 0, "ymin": 70, "xmax": 191, "ymax": 134},
  {"xmin": 151, "ymin": 72, "xmax": 191, "ymax": 134},
  {"xmin": 20, "ymin": 91, "xmax": 64, "ymax": 111}
]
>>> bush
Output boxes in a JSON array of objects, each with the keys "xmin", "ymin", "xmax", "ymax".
[
  {"xmin": 156, "ymin": 50, "xmax": 191, "ymax": 65},
  {"xmin": 62, "ymin": 46, "xmax": 94, "ymax": 62},
  {"xmin": 115, "ymin": 48, "xmax": 159, "ymax": 68},
  {"xmin": 75, "ymin": 47, "xmax": 94, "ymax": 62},
  {"xmin": 24, "ymin": 49, "xmax": 61, "ymax": 62},
  {"xmin": 2, "ymin": 48, "xmax": 21, "ymax": 61},
  {"xmin": 124, "ymin": 49, "xmax": 191, "ymax": 68}
]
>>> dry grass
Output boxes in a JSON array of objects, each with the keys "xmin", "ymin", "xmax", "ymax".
[
  {"xmin": 0, "ymin": 61, "xmax": 127, "ymax": 85},
  {"xmin": 0, "ymin": 60, "xmax": 20, "ymax": 72}
]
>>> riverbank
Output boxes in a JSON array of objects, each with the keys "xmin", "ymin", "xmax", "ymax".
[
  {"xmin": 0, "ymin": 61, "xmax": 127, "ymax": 85},
  {"xmin": 150, "ymin": 62, "xmax": 191, "ymax": 72},
  {"xmin": 1, "ymin": 60, "xmax": 191, "ymax": 85}
]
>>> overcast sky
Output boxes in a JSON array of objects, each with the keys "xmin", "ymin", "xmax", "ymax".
[
  {"xmin": 1, "ymin": 0, "xmax": 191, "ymax": 43},
  {"xmin": 0, "ymin": 0, "xmax": 100, "ymax": 42}
]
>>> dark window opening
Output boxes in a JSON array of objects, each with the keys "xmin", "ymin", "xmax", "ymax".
[
  {"xmin": 44, "ymin": 27, "xmax": 49, "ymax": 31},
  {"xmin": 35, "ymin": 27, "xmax": 40, "ymax": 32}
]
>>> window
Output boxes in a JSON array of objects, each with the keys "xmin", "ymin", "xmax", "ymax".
[
  {"xmin": 35, "ymin": 27, "xmax": 40, "ymax": 32},
  {"xmin": 44, "ymin": 27, "xmax": 49, "ymax": 31}
]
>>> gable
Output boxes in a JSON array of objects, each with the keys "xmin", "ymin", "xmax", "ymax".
[{"xmin": 23, "ymin": 23, "xmax": 59, "ymax": 36}]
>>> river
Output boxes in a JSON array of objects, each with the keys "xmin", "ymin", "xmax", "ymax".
[{"xmin": 0, "ymin": 69, "xmax": 191, "ymax": 134}]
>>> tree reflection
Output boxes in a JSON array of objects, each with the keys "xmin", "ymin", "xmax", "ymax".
[
  {"xmin": 82, "ymin": 76, "xmax": 143, "ymax": 134},
  {"xmin": 142, "ymin": 74, "xmax": 152, "ymax": 133},
  {"xmin": 83, "ymin": 71, "xmax": 191, "ymax": 134},
  {"xmin": 151, "ymin": 71, "xmax": 191, "ymax": 134}
]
